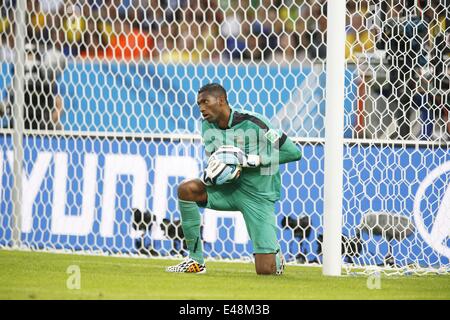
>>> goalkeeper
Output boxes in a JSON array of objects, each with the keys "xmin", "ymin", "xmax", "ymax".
[{"xmin": 166, "ymin": 83, "xmax": 302, "ymax": 275}]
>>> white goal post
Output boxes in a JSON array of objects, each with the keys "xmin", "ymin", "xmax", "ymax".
[
  {"xmin": 0, "ymin": 0, "xmax": 448, "ymax": 276},
  {"xmin": 323, "ymin": 0, "xmax": 346, "ymax": 276}
]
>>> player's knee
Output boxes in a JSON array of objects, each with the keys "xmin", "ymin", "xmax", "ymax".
[
  {"xmin": 254, "ymin": 255, "xmax": 277, "ymax": 275},
  {"xmin": 178, "ymin": 180, "xmax": 194, "ymax": 200},
  {"xmin": 177, "ymin": 179, "xmax": 206, "ymax": 202},
  {"xmin": 255, "ymin": 265, "xmax": 275, "ymax": 275}
]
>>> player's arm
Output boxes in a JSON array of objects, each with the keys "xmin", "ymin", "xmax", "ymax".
[
  {"xmin": 254, "ymin": 115, "xmax": 302, "ymax": 166},
  {"xmin": 258, "ymin": 131, "xmax": 301, "ymax": 166},
  {"xmin": 201, "ymin": 120, "xmax": 236, "ymax": 185},
  {"xmin": 212, "ymin": 130, "xmax": 301, "ymax": 168},
  {"xmin": 274, "ymin": 134, "xmax": 302, "ymax": 165}
]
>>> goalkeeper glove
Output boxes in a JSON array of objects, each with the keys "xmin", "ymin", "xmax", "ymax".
[
  {"xmin": 210, "ymin": 145, "xmax": 260, "ymax": 168},
  {"xmin": 201, "ymin": 158, "xmax": 241, "ymax": 186}
]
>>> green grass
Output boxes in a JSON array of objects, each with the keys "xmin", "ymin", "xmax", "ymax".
[{"xmin": 0, "ymin": 250, "xmax": 449, "ymax": 300}]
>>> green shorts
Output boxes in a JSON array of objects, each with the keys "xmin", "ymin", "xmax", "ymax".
[{"xmin": 201, "ymin": 185, "xmax": 280, "ymax": 254}]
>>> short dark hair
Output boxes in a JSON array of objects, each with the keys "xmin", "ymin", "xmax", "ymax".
[{"xmin": 198, "ymin": 83, "xmax": 228, "ymax": 103}]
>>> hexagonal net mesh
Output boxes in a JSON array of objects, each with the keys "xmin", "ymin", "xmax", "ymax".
[{"xmin": 0, "ymin": 0, "xmax": 448, "ymax": 276}]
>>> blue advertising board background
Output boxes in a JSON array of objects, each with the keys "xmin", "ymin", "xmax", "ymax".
[{"xmin": 0, "ymin": 134, "xmax": 448, "ymax": 267}]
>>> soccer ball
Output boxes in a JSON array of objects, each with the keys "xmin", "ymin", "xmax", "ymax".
[
  {"xmin": 225, "ymin": 164, "xmax": 242, "ymax": 183},
  {"xmin": 202, "ymin": 161, "xmax": 242, "ymax": 186}
]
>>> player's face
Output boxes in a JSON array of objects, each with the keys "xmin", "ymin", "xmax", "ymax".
[{"xmin": 197, "ymin": 92, "xmax": 224, "ymax": 123}]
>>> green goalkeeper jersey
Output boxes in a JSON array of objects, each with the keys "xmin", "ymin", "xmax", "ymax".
[{"xmin": 201, "ymin": 108, "xmax": 302, "ymax": 201}]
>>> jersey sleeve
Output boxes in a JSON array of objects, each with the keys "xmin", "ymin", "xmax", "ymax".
[
  {"xmin": 276, "ymin": 136, "xmax": 302, "ymax": 164},
  {"xmin": 250, "ymin": 114, "xmax": 301, "ymax": 166}
]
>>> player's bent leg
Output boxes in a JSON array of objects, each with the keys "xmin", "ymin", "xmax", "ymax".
[
  {"xmin": 168, "ymin": 181, "xmax": 239, "ymax": 274},
  {"xmin": 166, "ymin": 179, "xmax": 208, "ymax": 273},
  {"xmin": 254, "ymin": 251, "xmax": 285, "ymax": 275},
  {"xmin": 235, "ymin": 193, "xmax": 285, "ymax": 275},
  {"xmin": 177, "ymin": 179, "xmax": 207, "ymax": 203}
]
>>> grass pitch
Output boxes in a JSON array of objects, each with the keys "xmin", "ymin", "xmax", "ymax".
[{"xmin": 0, "ymin": 250, "xmax": 449, "ymax": 300}]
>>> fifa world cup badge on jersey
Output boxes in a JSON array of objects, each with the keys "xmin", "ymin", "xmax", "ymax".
[{"xmin": 265, "ymin": 129, "xmax": 281, "ymax": 143}]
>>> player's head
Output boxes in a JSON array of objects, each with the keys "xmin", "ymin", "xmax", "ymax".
[{"xmin": 197, "ymin": 83, "xmax": 229, "ymax": 123}]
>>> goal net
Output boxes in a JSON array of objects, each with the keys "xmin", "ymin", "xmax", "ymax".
[{"xmin": 0, "ymin": 0, "xmax": 448, "ymax": 276}]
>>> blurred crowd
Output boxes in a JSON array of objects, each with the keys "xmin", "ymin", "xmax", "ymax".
[
  {"xmin": 361, "ymin": 0, "xmax": 449, "ymax": 140},
  {"xmin": 0, "ymin": 0, "xmax": 379, "ymax": 63},
  {"xmin": 0, "ymin": 0, "xmax": 447, "ymax": 64}
]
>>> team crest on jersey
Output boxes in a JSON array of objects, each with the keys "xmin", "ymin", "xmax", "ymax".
[{"xmin": 265, "ymin": 129, "xmax": 281, "ymax": 143}]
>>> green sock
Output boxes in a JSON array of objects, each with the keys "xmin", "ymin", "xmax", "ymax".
[{"xmin": 179, "ymin": 200, "xmax": 204, "ymax": 264}]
